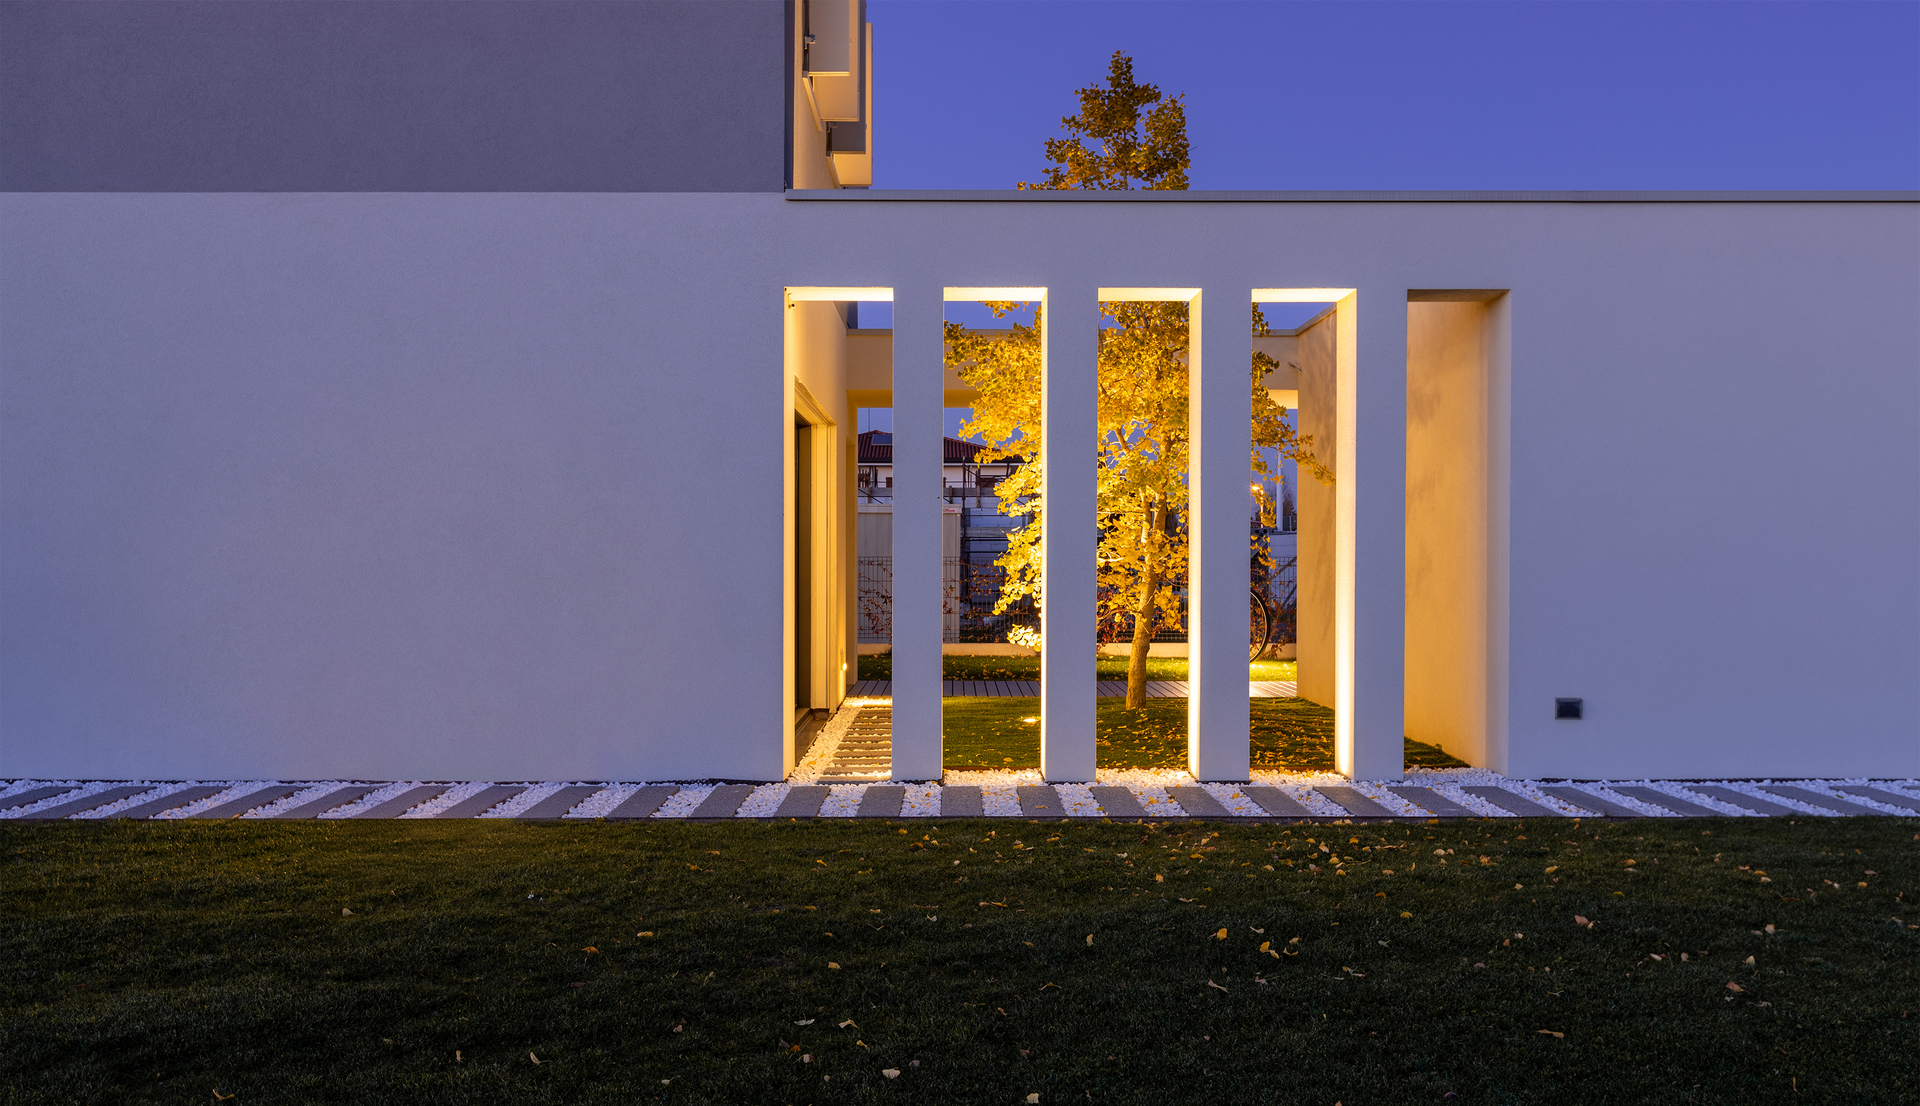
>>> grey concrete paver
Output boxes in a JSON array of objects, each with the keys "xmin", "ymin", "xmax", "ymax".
[
  {"xmin": 607, "ymin": 786, "xmax": 679, "ymax": 819},
  {"xmin": 1537, "ymin": 786, "xmax": 1643, "ymax": 819},
  {"xmin": 29, "ymin": 785, "xmax": 161, "ymax": 820},
  {"xmin": 1014, "ymin": 785, "xmax": 1064, "ymax": 817},
  {"xmin": 516, "ymin": 785, "xmax": 602, "ymax": 819},
  {"xmin": 1, "ymin": 785, "xmax": 79, "ymax": 811},
  {"xmin": 1687, "ymin": 785, "xmax": 1799, "ymax": 817},
  {"xmin": 1314, "ymin": 786, "xmax": 1394, "ymax": 818},
  {"xmin": 194, "ymin": 785, "xmax": 303, "ymax": 819},
  {"xmin": 1610, "ymin": 786, "xmax": 1721, "ymax": 818},
  {"xmin": 1835, "ymin": 786, "xmax": 1920, "ymax": 813},
  {"xmin": 1166, "ymin": 786, "xmax": 1229, "ymax": 818},
  {"xmin": 1241, "ymin": 786, "xmax": 1315, "ymax": 817},
  {"xmin": 1757, "ymin": 786, "xmax": 1877, "ymax": 816},
  {"xmin": 435, "ymin": 785, "xmax": 526, "ymax": 819},
  {"xmin": 1461, "ymin": 787, "xmax": 1561, "ymax": 817},
  {"xmin": 273, "ymin": 785, "xmax": 382, "ymax": 819},
  {"xmin": 687, "ymin": 784, "xmax": 757, "ymax": 819},
  {"xmin": 113, "ymin": 785, "xmax": 225, "ymax": 820},
  {"xmin": 1088, "ymin": 786, "xmax": 1148, "ymax": 818},
  {"xmin": 940, "ymin": 786, "xmax": 984, "ymax": 817},
  {"xmin": 353, "ymin": 784, "xmax": 450, "ymax": 818},
  {"xmin": 1388, "ymin": 786, "xmax": 1479, "ymax": 818},
  {"xmin": 774, "ymin": 786, "xmax": 830, "ymax": 818},
  {"xmin": 857, "ymin": 785, "xmax": 905, "ymax": 817}
]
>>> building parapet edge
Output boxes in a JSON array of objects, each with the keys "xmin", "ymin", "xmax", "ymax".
[{"xmin": 788, "ymin": 188, "xmax": 1919, "ymax": 203}]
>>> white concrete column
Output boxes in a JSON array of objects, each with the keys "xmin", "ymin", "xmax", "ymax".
[
  {"xmin": 1040, "ymin": 285, "xmax": 1098, "ymax": 782},
  {"xmin": 889, "ymin": 284, "xmax": 945, "ymax": 781},
  {"xmin": 1188, "ymin": 289, "xmax": 1252, "ymax": 781},
  {"xmin": 1338, "ymin": 289, "xmax": 1407, "ymax": 781}
]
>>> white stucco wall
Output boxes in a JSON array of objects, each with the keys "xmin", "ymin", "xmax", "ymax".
[{"xmin": 2, "ymin": 192, "xmax": 1915, "ymax": 780}]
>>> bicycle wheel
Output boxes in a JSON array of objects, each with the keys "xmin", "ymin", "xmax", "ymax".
[{"xmin": 1249, "ymin": 587, "xmax": 1273, "ymax": 662}]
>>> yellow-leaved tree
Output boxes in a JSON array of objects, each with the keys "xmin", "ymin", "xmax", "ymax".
[{"xmin": 949, "ymin": 51, "xmax": 1329, "ymax": 710}]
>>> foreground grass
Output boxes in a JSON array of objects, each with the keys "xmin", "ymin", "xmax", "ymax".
[
  {"xmin": 857, "ymin": 654, "xmax": 1298, "ymax": 683},
  {"xmin": 942, "ymin": 696, "xmax": 1465, "ymax": 770},
  {"xmin": 4, "ymin": 818, "xmax": 1917, "ymax": 1104}
]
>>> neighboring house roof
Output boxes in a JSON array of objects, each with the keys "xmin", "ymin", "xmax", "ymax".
[{"xmin": 858, "ymin": 430, "xmax": 1006, "ymax": 466}]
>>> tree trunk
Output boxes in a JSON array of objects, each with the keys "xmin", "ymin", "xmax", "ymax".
[{"xmin": 1125, "ymin": 526, "xmax": 1159, "ymax": 710}]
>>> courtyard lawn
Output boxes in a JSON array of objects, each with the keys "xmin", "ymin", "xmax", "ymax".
[
  {"xmin": 856, "ymin": 653, "xmax": 1297, "ymax": 683},
  {"xmin": 943, "ymin": 696, "xmax": 1465, "ymax": 770},
  {"xmin": 3, "ymin": 818, "xmax": 1915, "ymax": 1104}
]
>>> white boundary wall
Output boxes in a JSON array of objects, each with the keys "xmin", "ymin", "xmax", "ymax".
[{"xmin": 2, "ymin": 193, "xmax": 1915, "ymax": 780}]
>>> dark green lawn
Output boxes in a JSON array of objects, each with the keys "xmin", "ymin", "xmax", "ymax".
[
  {"xmin": 942, "ymin": 696, "xmax": 1465, "ymax": 770},
  {"xmin": 4, "ymin": 818, "xmax": 1917, "ymax": 1104}
]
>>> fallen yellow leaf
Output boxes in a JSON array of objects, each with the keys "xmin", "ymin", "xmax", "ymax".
[
  {"xmin": 1155, "ymin": 874, "xmax": 1164, "ymax": 883},
  {"xmin": 636, "ymin": 931, "xmax": 655, "ymax": 937},
  {"xmin": 1744, "ymin": 956, "xmax": 1756, "ymax": 965},
  {"xmin": 1085, "ymin": 934, "xmax": 1094, "ymax": 946},
  {"xmin": 828, "ymin": 962, "xmax": 841, "ymax": 970},
  {"xmin": 213, "ymin": 1092, "xmax": 236, "ymax": 1101},
  {"xmin": 882, "ymin": 1068, "xmax": 901, "ymax": 1079},
  {"xmin": 581, "ymin": 947, "xmax": 600, "ymax": 953},
  {"xmin": 1537, "ymin": 1030, "xmax": 1564, "ymax": 1039},
  {"xmin": 529, "ymin": 1052, "xmax": 543, "ymax": 1064},
  {"xmin": 1215, "ymin": 928, "xmax": 1228, "ymax": 940},
  {"xmin": 1726, "ymin": 982, "xmax": 1745, "ymax": 993},
  {"xmin": 1207, "ymin": 979, "xmax": 1229, "ymax": 993}
]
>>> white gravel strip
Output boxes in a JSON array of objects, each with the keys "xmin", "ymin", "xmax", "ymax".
[
  {"xmin": 735, "ymin": 783, "xmax": 790, "ymax": 818},
  {"xmin": 400, "ymin": 781, "xmax": 492, "ymax": 818},
  {"xmin": 818, "ymin": 785, "xmax": 866, "ymax": 817},
  {"xmin": 146, "ymin": 781, "xmax": 257, "ymax": 819},
  {"xmin": 1133, "ymin": 784, "xmax": 1184, "ymax": 817},
  {"xmin": 2, "ymin": 780, "xmax": 112, "ymax": 818},
  {"xmin": 567, "ymin": 783, "xmax": 641, "ymax": 818},
  {"xmin": 1248, "ymin": 778, "xmax": 1349, "ymax": 817},
  {"xmin": 1703, "ymin": 779, "xmax": 1854, "ymax": 816},
  {"xmin": 1498, "ymin": 779, "xmax": 1598, "ymax": 818},
  {"xmin": 654, "ymin": 784, "xmax": 716, "ymax": 818},
  {"xmin": 478, "ymin": 782, "xmax": 565, "ymax": 818},
  {"xmin": 85, "ymin": 781, "xmax": 219, "ymax": 819},
  {"xmin": 1055, "ymin": 783, "xmax": 1102, "ymax": 817},
  {"xmin": 899, "ymin": 783, "xmax": 941, "ymax": 816},
  {"xmin": 981, "ymin": 782, "xmax": 1022, "ymax": 817},
  {"xmin": 0, "ymin": 779, "xmax": 80, "ymax": 805},
  {"xmin": 244, "ymin": 783, "xmax": 341, "ymax": 818}
]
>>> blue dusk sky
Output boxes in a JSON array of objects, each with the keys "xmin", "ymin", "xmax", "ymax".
[{"xmin": 855, "ymin": 0, "xmax": 1918, "ymax": 439}]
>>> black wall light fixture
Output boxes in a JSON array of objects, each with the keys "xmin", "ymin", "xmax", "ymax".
[{"xmin": 1555, "ymin": 698, "xmax": 1584, "ymax": 720}]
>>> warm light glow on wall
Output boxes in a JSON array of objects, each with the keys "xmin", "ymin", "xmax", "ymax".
[
  {"xmin": 786, "ymin": 287, "xmax": 893, "ymax": 301},
  {"xmin": 1252, "ymin": 288, "xmax": 1357, "ymax": 303},
  {"xmin": 945, "ymin": 287, "xmax": 1046, "ymax": 301},
  {"xmin": 1097, "ymin": 287, "xmax": 1200, "ymax": 302}
]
